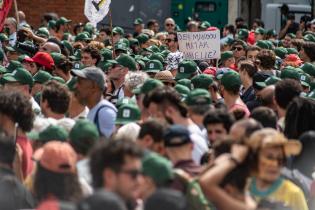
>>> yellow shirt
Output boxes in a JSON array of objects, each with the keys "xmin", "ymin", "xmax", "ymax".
[{"xmin": 249, "ymin": 177, "xmax": 309, "ymax": 210}]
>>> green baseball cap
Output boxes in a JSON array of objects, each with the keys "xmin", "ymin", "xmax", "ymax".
[
  {"xmin": 274, "ymin": 47, "xmax": 288, "ymax": 59},
  {"xmin": 280, "ymin": 67, "xmax": 300, "ymax": 80},
  {"xmin": 175, "ymin": 60, "xmax": 198, "ymax": 80},
  {"xmin": 307, "ymin": 90, "xmax": 315, "ymax": 100},
  {"xmin": 220, "ymin": 51, "xmax": 233, "ymax": 62},
  {"xmin": 174, "ymin": 84, "xmax": 190, "ymax": 99},
  {"xmin": 147, "ymin": 45, "xmax": 160, "ymax": 53},
  {"xmin": 116, "ymin": 54, "xmax": 137, "ymax": 71},
  {"xmin": 116, "ymin": 97, "xmax": 137, "ymax": 109},
  {"xmin": 33, "ymin": 70, "xmax": 52, "ymax": 84},
  {"xmin": 255, "ymin": 75, "xmax": 281, "ymax": 88},
  {"xmin": 185, "ymin": 88, "xmax": 211, "ymax": 106},
  {"xmin": 177, "ymin": 78, "xmax": 192, "ymax": 90},
  {"xmin": 114, "ymin": 42, "xmax": 128, "ymax": 52},
  {"xmin": 51, "ymin": 76, "xmax": 66, "ymax": 84},
  {"xmin": 18, "ymin": 54, "xmax": 29, "ymax": 63},
  {"xmin": 28, "ymin": 125, "xmax": 68, "ymax": 143},
  {"xmin": 191, "ymin": 74, "xmax": 213, "ymax": 90},
  {"xmin": 237, "ymin": 29, "xmax": 249, "ymax": 39},
  {"xmin": 0, "ymin": 66, "xmax": 7, "ymax": 74},
  {"xmin": 83, "ymin": 23, "xmax": 95, "ymax": 37},
  {"xmin": 61, "ymin": 40, "xmax": 74, "ymax": 55},
  {"xmin": 267, "ymin": 29, "xmax": 277, "ymax": 36},
  {"xmin": 287, "ymin": 33, "xmax": 296, "ymax": 39},
  {"xmin": 56, "ymin": 17, "xmax": 71, "ymax": 26},
  {"xmin": 255, "ymin": 40, "xmax": 269, "ymax": 49},
  {"xmin": 137, "ymin": 33, "xmax": 150, "ymax": 45},
  {"xmin": 199, "ymin": 21, "xmax": 211, "ymax": 29},
  {"xmin": 100, "ymin": 48, "xmax": 113, "ymax": 61},
  {"xmin": 148, "ymin": 53, "xmax": 164, "ymax": 64},
  {"xmin": 112, "ymin": 27, "xmax": 124, "ymax": 36},
  {"xmin": 221, "ymin": 71, "xmax": 241, "ymax": 91},
  {"xmin": 0, "ymin": 33, "xmax": 9, "ymax": 42},
  {"xmin": 50, "ymin": 52, "xmax": 65, "ymax": 66},
  {"xmin": 2, "ymin": 68, "xmax": 33, "ymax": 87},
  {"xmin": 255, "ymin": 27, "xmax": 266, "ymax": 35},
  {"xmin": 134, "ymin": 18, "xmax": 143, "ymax": 25},
  {"xmin": 304, "ymin": 34, "xmax": 315, "ymax": 42},
  {"xmin": 301, "ymin": 63, "xmax": 315, "ymax": 77},
  {"xmin": 144, "ymin": 60, "xmax": 163, "ymax": 73},
  {"xmin": 161, "ymin": 50, "xmax": 171, "ymax": 59},
  {"xmin": 286, "ymin": 48, "xmax": 298, "ymax": 55},
  {"xmin": 75, "ymin": 33, "xmax": 91, "ymax": 42},
  {"xmin": 142, "ymin": 152, "xmax": 174, "ymax": 185},
  {"xmin": 69, "ymin": 119, "xmax": 99, "ymax": 144},
  {"xmin": 5, "ymin": 45, "xmax": 16, "ymax": 52},
  {"xmin": 299, "ymin": 72, "xmax": 311, "ymax": 87},
  {"xmin": 139, "ymin": 78, "xmax": 164, "ymax": 95},
  {"xmin": 6, "ymin": 60, "xmax": 23, "ymax": 73},
  {"xmin": 36, "ymin": 27, "xmax": 49, "ymax": 38},
  {"xmin": 129, "ymin": 38, "xmax": 139, "ymax": 46},
  {"xmin": 115, "ymin": 103, "xmax": 141, "ymax": 125},
  {"xmin": 47, "ymin": 20, "xmax": 56, "ymax": 29}
]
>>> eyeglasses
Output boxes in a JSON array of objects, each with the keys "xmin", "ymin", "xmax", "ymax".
[
  {"xmin": 231, "ymin": 47, "xmax": 244, "ymax": 51},
  {"xmin": 119, "ymin": 169, "xmax": 142, "ymax": 179},
  {"xmin": 166, "ymin": 23, "xmax": 174, "ymax": 27}
]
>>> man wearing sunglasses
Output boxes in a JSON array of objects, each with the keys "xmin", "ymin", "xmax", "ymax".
[
  {"xmin": 164, "ymin": 18, "xmax": 176, "ymax": 33},
  {"xmin": 231, "ymin": 40, "xmax": 247, "ymax": 62},
  {"xmin": 90, "ymin": 139, "xmax": 143, "ymax": 209}
]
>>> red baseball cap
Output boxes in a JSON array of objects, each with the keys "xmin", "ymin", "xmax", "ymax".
[
  {"xmin": 206, "ymin": 26, "xmax": 219, "ymax": 31},
  {"xmin": 33, "ymin": 141, "xmax": 77, "ymax": 174},
  {"xmin": 203, "ymin": 67, "xmax": 216, "ymax": 76},
  {"xmin": 31, "ymin": 52, "xmax": 55, "ymax": 70},
  {"xmin": 284, "ymin": 54, "xmax": 302, "ymax": 67}
]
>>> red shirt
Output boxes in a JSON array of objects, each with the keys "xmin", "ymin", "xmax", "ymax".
[{"xmin": 16, "ymin": 136, "xmax": 33, "ymax": 179}]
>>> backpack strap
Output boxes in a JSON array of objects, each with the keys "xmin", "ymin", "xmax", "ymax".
[{"xmin": 93, "ymin": 104, "xmax": 116, "ymax": 136}]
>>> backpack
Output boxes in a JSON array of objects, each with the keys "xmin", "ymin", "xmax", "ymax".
[{"xmin": 174, "ymin": 169, "xmax": 216, "ymax": 210}]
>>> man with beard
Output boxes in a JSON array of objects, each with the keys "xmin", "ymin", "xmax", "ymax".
[
  {"xmin": 144, "ymin": 86, "xmax": 208, "ymax": 164},
  {"xmin": 72, "ymin": 66, "xmax": 117, "ymax": 138}
]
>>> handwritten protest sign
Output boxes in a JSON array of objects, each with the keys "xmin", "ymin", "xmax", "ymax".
[{"xmin": 177, "ymin": 30, "xmax": 220, "ymax": 60}]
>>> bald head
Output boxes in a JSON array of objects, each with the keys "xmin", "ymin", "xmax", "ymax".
[
  {"xmin": 18, "ymin": 11, "xmax": 26, "ymax": 21},
  {"xmin": 40, "ymin": 42, "xmax": 61, "ymax": 53},
  {"xmin": 229, "ymin": 118, "xmax": 262, "ymax": 141},
  {"xmin": 164, "ymin": 18, "xmax": 176, "ymax": 33}
]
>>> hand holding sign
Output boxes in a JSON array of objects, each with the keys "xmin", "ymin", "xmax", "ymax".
[{"xmin": 177, "ymin": 30, "xmax": 221, "ymax": 60}]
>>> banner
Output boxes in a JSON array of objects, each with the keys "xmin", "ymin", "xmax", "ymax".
[
  {"xmin": 0, "ymin": 0, "xmax": 13, "ymax": 31},
  {"xmin": 84, "ymin": 0, "xmax": 111, "ymax": 27},
  {"xmin": 177, "ymin": 30, "xmax": 220, "ymax": 60}
]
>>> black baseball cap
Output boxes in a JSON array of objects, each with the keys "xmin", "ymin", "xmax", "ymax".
[{"xmin": 163, "ymin": 125, "xmax": 191, "ymax": 147}]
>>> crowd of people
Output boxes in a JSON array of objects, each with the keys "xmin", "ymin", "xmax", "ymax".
[{"xmin": 0, "ymin": 9, "xmax": 315, "ymax": 210}]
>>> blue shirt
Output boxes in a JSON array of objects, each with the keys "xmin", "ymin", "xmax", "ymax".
[{"xmin": 87, "ymin": 99, "xmax": 117, "ymax": 138}]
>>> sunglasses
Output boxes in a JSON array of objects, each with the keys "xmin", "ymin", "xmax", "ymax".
[
  {"xmin": 231, "ymin": 47, "xmax": 244, "ymax": 51},
  {"xmin": 119, "ymin": 169, "xmax": 142, "ymax": 179},
  {"xmin": 166, "ymin": 23, "xmax": 174, "ymax": 27},
  {"xmin": 166, "ymin": 39, "xmax": 176, "ymax": 43}
]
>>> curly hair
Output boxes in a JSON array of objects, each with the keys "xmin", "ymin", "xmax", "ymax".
[
  {"xmin": 41, "ymin": 80, "xmax": 70, "ymax": 114},
  {"xmin": 34, "ymin": 164, "xmax": 83, "ymax": 202},
  {"xmin": 0, "ymin": 90, "xmax": 34, "ymax": 132},
  {"xmin": 256, "ymin": 49, "xmax": 276, "ymax": 70},
  {"xmin": 82, "ymin": 46, "xmax": 101, "ymax": 65}
]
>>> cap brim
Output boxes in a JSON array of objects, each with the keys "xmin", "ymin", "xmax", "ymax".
[
  {"xmin": 301, "ymin": 81, "xmax": 310, "ymax": 87},
  {"xmin": 27, "ymin": 131, "xmax": 39, "ymax": 141},
  {"xmin": 255, "ymin": 81, "xmax": 267, "ymax": 88},
  {"xmin": 71, "ymin": 69, "xmax": 87, "ymax": 78},
  {"xmin": 175, "ymin": 73, "xmax": 191, "ymax": 80},
  {"xmin": 24, "ymin": 57, "xmax": 34, "ymax": 62},
  {"xmin": 1, "ymin": 74, "xmax": 18, "ymax": 83},
  {"xmin": 145, "ymin": 69, "xmax": 160, "ymax": 73}
]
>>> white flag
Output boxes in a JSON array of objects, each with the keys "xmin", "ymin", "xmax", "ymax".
[{"xmin": 84, "ymin": 0, "xmax": 111, "ymax": 27}]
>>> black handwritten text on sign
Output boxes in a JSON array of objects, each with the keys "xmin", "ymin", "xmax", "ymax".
[{"xmin": 177, "ymin": 31, "xmax": 221, "ymax": 60}]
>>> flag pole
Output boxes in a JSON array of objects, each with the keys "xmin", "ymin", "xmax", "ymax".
[
  {"xmin": 108, "ymin": 8, "xmax": 115, "ymax": 58},
  {"xmin": 13, "ymin": 0, "xmax": 20, "ymax": 27}
]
